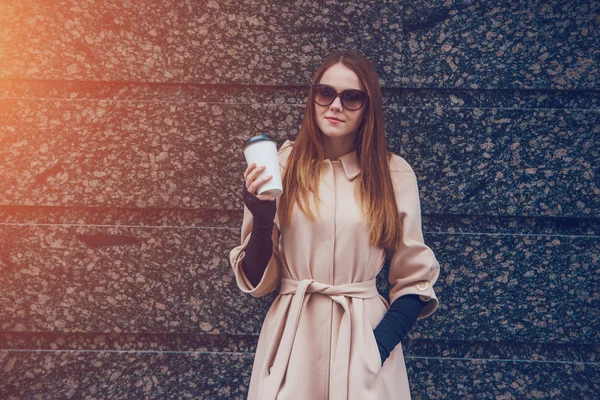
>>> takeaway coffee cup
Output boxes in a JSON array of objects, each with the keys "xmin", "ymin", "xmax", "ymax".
[{"xmin": 243, "ymin": 134, "xmax": 283, "ymax": 198}]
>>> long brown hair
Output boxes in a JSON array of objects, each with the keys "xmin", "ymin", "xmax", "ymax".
[{"xmin": 278, "ymin": 49, "xmax": 401, "ymax": 249}]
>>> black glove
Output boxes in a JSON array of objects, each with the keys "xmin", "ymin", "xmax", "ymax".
[
  {"xmin": 241, "ymin": 183, "xmax": 277, "ymax": 287},
  {"xmin": 242, "ymin": 183, "xmax": 276, "ymax": 227},
  {"xmin": 373, "ymin": 294, "xmax": 427, "ymax": 366}
]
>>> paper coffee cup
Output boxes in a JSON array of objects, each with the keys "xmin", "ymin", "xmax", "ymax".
[{"xmin": 243, "ymin": 134, "xmax": 283, "ymax": 198}]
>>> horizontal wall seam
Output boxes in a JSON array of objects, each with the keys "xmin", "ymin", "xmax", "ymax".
[
  {"xmin": 1, "ymin": 96, "xmax": 599, "ymax": 112},
  {"xmin": 0, "ymin": 349, "xmax": 598, "ymax": 366},
  {"xmin": 0, "ymin": 222, "xmax": 598, "ymax": 238}
]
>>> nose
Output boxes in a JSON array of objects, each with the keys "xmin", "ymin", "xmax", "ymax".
[{"xmin": 330, "ymin": 96, "xmax": 343, "ymax": 111}]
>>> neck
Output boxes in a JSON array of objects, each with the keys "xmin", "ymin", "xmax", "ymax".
[{"xmin": 322, "ymin": 134, "xmax": 357, "ymax": 161}]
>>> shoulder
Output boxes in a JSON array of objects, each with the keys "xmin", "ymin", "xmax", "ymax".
[
  {"xmin": 387, "ymin": 152, "xmax": 419, "ymax": 194},
  {"xmin": 388, "ymin": 152, "xmax": 415, "ymax": 175},
  {"xmin": 278, "ymin": 139, "xmax": 294, "ymax": 169},
  {"xmin": 387, "ymin": 153, "xmax": 421, "ymax": 209}
]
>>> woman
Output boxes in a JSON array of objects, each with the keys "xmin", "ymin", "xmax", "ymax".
[{"xmin": 229, "ymin": 49, "xmax": 441, "ymax": 400}]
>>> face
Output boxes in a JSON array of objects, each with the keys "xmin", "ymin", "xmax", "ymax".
[{"xmin": 314, "ymin": 63, "xmax": 367, "ymax": 143}]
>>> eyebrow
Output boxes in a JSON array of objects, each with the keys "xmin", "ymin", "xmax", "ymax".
[{"xmin": 318, "ymin": 83, "xmax": 364, "ymax": 91}]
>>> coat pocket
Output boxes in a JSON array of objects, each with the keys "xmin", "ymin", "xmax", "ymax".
[
  {"xmin": 367, "ymin": 327, "xmax": 382, "ymax": 368},
  {"xmin": 362, "ymin": 316, "xmax": 383, "ymax": 374}
]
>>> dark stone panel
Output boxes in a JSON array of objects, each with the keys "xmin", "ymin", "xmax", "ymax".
[
  {"xmin": 181, "ymin": 84, "xmax": 308, "ymax": 106},
  {"xmin": 178, "ymin": 228, "xmax": 274, "ymax": 336},
  {"xmin": 511, "ymin": 235, "xmax": 600, "ymax": 343},
  {"xmin": 533, "ymin": 0, "xmax": 600, "ymax": 90},
  {"xmin": 185, "ymin": 0, "xmax": 587, "ymax": 89},
  {"xmin": 0, "ymin": 224, "xmax": 273, "ymax": 335},
  {"xmin": 154, "ymin": 0, "xmax": 404, "ymax": 86},
  {"xmin": 0, "ymin": 351, "xmax": 253, "ymax": 400},
  {"xmin": 0, "ymin": 98, "xmax": 302, "ymax": 210},
  {"xmin": 0, "ymin": 98, "xmax": 191, "ymax": 208},
  {"xmin": 1, "ymin": 97, "xmax": 597, "ymax": 217},
  {"xmin": 406, "ymin": 357, "xmax": 600, "ymax": 399},
  {"xmin": 0, "ymin": 0, "xmax": 396, "ymax": 85},
  {"xmin": 0, "ymin": 1, "xmax": 187, "ymax": 82},
  {"xmin": 401, "ymin": 0, "xmax": 599, "ymax": 90},
  {"xmin": 0, "ymin": 350, "xmax": 597, "ymax": 399},
  {"xmin": 404, "ymin": 233, "xmax": 599, "ymax": 344},
  {"xmin": 402, "ymin": 0, "xmax": 541, "ymax": 89},
  {"xmin": 0, "ymin": 224, "xmax": 185, "ymax": 333},
  {"xmin": 183, "ymin": 27, "xmax": 355, "ymax": 87},
  {"xmin": 2, "ymin": 0, "xmax": 596, "ymax": 89},
  {"xmin": 180, "ymin": 102, "xmax": 304, "ymax": 211},
  {"xmin": 236, "ymin": 0, "xmax": 398, "ymax": 34},
  {"xmin": 389, "ymin": 107, "xmax": 599, "ymax": 217},
  {"xmin": 1, "ymin": 224, "xmax": 597, "ymax": 344}
]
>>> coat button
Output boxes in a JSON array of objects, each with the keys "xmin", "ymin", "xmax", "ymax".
[{"xmin": 416, "ymin": 281, "xmax": 429, "ymax": 291}]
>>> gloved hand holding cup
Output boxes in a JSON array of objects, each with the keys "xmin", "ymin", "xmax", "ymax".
[{"xmin": 243, "ymin": 134, "xmax": 283, "ymax": 202}]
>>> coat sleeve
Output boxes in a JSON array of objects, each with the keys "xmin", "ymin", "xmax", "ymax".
[
  {"xmin": 228, "ymin": 139, "xmax": 293, "ymax": 298},
  {"xmin": 229, "ymin": 202, "xmax": 282, "ymax": 298},
  {"xmin": 386, "ymin": 159, "xmax": 441, "ymax": 320}
]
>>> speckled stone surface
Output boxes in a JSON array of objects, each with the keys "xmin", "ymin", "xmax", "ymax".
[
  {"xmin": 407, "ymin": 357, "xmax": 600, "ymax": 399},
  {"xmin": 0, "ymin": 0, "xmax": 187, "ymax": 82},
  {"xmin": 1, "ymin": 0, "xmax": 597, "ymax": 88},
  {"xmin": 0, "ymin": 351, "xmax": 254, "ymax": 399},
  {"xmin": 402, "ymin": 0, "xmax": 599, "ymax": 90},
  {"xmin": 0, "ymin": 224, "xmax": 275, "ymax": 335},
  {"xmin": 0, "ymin": 97, "xmax": 305, "ymax": 210},
  {"xmin": 1, "ymin": 83, "xmax": 598, "ymax": 215},
  {"xmin": 402, "ymin": 233, "xmax": 599, "ymax": 344},
  {"xmin": 1, "ymin": 350, "xmax": 598, "ymax": 399},
  {"xmin": 1, "ymin": 0, "xmax": 599, "ymax": 398},
  {"xmin": 1, "ymin": 221, "xmax": 597, "ymax": 342},
  {"xmin": 387, "ymin": 106, "xmax": 599, "ymax": 218}
]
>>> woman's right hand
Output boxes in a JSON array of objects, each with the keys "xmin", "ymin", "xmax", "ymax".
[
  {"xmin": 244, "ymin": 163, "xmax": 275, "ymax": 201},
  {"xmin": 242, "ymin": 163, "xmax": 277, "ymax": 226}
]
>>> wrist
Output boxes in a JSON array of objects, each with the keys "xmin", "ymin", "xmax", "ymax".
[{"xmin": 252, "ymin": 217, "xmax": 274, "ymax": 230}]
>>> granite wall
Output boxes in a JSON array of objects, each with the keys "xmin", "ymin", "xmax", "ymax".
[{"xmin": 0, "ymin": 0, "xmax": 598, "ymax": 399}]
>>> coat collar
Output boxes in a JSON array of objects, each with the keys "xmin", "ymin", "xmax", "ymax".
[
  {"xmin": 328, "ymin": 150, "xmax": 360, "ymax": 180},
  {"xmin": 279, "ymin": 140, "xmax": 361, "ymax": 180}
]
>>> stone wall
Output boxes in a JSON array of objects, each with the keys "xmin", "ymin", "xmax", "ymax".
[{"xmin": 1, "ymin": 0, "xmax": 598, "ymax": 398}]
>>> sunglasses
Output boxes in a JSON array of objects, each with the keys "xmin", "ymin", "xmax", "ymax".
[{"xmin": 312, "ymin": 84, "xmax": 368, "ymax": 111}]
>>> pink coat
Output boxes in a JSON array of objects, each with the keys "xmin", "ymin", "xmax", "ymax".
[{"xmin": 229, "ymin": 139, "xmax": 441, "ymax": 400}]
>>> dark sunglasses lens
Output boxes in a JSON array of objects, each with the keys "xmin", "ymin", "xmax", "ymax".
[
  {"xmin": 342, "ymin": 90, "xmax": 366, "ymax": 110},
  {"xmin": 314, "ymin": 85, "xmax": 335, "ymax": 106}
]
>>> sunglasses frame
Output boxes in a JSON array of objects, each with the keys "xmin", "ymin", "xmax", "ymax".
[{"xmin": 312, "ymin": 83, "xmax": 369, "ymax": 111}]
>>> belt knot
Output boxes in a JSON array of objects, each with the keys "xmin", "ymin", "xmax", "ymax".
[{"xmin": 259, "ymin": 277, "xmax": 379, "ymax": 400}]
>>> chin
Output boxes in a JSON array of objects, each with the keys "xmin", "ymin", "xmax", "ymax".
[
  {"xmin": 318, "ymin": 125, "xmax": 346, "ymax": 137},
  {"xmin": 321, "ymin": 130, "xmax": 353, "ymax": 139}
]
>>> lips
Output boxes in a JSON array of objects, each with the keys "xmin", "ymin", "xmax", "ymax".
[{"xmin": 326, "ymin": 117, "xmax": 343, "ymax": 122}]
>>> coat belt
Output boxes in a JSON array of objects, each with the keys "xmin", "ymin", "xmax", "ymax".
[{"xmin": 259, "ymin": 277, "xmax": 380, "ymax": 400}]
